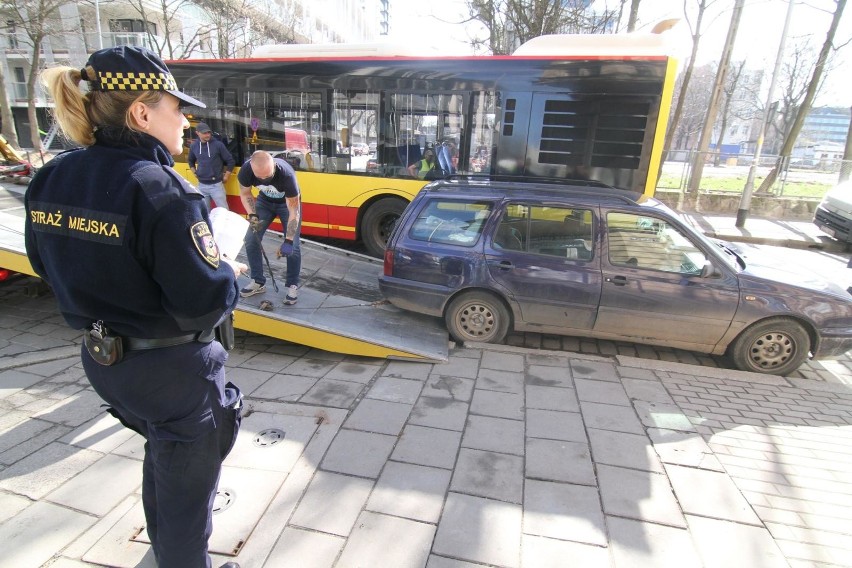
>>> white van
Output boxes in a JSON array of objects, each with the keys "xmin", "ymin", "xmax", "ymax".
[{"xmin": 814, "ymin": 181, "xmax": 852, "ymax": 243}]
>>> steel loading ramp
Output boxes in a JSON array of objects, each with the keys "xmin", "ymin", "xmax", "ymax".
[{"xmin": 0, "ymin": 186, "xmax": 447, "ymax": 362}]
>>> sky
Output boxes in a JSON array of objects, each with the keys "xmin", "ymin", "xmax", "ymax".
[{"xmin": 387, "ymin": 0, "xmax": 851, "ymax": 107}]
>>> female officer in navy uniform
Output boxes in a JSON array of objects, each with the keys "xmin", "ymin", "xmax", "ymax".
[{"xmin": 25, "ymin": 46, "xmax": 241, "ymax": 568}]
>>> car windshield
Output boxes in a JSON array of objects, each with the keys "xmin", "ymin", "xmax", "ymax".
[{"xmin": 671, "ymin": 210, "xmax": 744, "ymax": 271}]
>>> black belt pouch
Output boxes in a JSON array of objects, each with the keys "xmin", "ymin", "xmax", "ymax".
[
  {"xmin": 84, "ymin": 330, "xmax": 124, "ymax": 366},
  {"xmin": 216, "ymin": 313, "xmax": 235, "ymax": 351}
]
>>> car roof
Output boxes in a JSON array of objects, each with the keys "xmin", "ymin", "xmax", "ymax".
[{"xmin": 421, "ymin": 176, "xmax": 660, "ymax": 208}]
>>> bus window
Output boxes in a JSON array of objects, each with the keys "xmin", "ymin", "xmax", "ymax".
[
  {"xmin": 242, "ymin": 90, "xmax": 323, "ymax": 170},
  {"xmin": 469, "ymin": 91, "xmax": 498, "ymax": 174},
  {"xmin": 331, "ymin": 90, "xmax": 379, "ymax": 173}
]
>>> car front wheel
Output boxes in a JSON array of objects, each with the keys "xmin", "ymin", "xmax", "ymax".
[
  {"xmin": 445, "ymin": 291, "xmax": 510, "ymax": 344},
  {"xmin": 728, "ymin": 317, "xmax": 811, "ymax": 376}
]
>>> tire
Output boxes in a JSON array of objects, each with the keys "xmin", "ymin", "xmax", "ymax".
[
  {"xmin": 445, "ymin": 291, "xmax": 510, "ymax": 344},
  {"xmin": 728, "ymin": 317, "xmax": 811, "ymax": 376},
  {"xmin": 361, "ymin": 198, "xmax": 407, "ymax": 258}
]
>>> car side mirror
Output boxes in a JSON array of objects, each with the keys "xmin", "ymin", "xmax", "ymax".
[{"xmin": 700, "ymin": 260, "xmax": 720, "ymax": 278}]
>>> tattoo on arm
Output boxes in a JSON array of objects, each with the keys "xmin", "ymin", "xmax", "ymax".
[{"xmin": 286, "ymin": 196, "xmax": 301, "ymax": 240}]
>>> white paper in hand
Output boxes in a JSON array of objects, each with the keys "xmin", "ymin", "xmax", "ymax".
[{"xmin": 209, "ymin": 207, "xmax": 249, "ymax": 260}]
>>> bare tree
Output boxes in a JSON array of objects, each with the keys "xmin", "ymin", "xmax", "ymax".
[
  {"xmin": 756, "ymin": 0, "xmax": 846, "ymax": 193},
  {"xmin": 1, "ymin": 0, "xmax": 67, "ymax": 153},
  {"xmin": 670, "ymin": 63, "xmax": 715, "ymax": 150},
  {"xmin": 465, "ymin": 0, "xmax": 620, "ymax": 54},
  {"xmin": 627, "ymin": 0, "xmax": 642, "ymax": 31},
  {"xmin": 0, "ymin": 58, "xmax": 20, "ymax": 148},
  {"xmin": 713, "ymin": 59, "xmax": 745, "ymax": 166}
]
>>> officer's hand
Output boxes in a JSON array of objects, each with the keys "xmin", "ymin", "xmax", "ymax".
[
  {"xmin": 278, "ymin": 239, "xmax": 294, "ymax": 257},
  {"xmin": 222, "ymin": 257, "xmax": 248, "ymax": 278},
  {"xmin": 248, "ymin": 214, "xmax": 261, "ymax": 232}
]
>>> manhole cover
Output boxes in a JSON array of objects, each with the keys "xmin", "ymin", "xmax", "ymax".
[
  {"xmin": 253, "ymin": 428, "xmax": 286, "ymax": 447},
  {"xmin": 213, "ymin": 488, "xmax": 235, "ymax": 514}
]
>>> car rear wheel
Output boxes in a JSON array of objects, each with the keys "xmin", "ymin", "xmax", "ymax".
[
  {"xmin": 445, "ymin": 291, "xmax": 510, "ymax": 344},
  {"xmin": 728, "ymin": 317, "xmax": 811, "ymax": 376},
  {"xmin": 361, "ymin": 197, "xmax": 407, "ymax": 258}
]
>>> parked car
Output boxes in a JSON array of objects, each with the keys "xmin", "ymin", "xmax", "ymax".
[
  {"xmin": 814, "ymin": 181, "xmax": 852, "ymax": 243},
  {"xmin": 379, "ymin": 178, "xmax": 852, "ymax": 375},
  {"xmin": 351, "ymin": 142, "xmax": 370, "ymax": 156}
]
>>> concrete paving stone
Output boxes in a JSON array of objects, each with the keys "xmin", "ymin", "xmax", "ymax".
[
  {"xmin": 36, "ymin": 559, "xmax": 94, "ymax": 568},
  {"xmin": 239, "ymin": 351, "xmax": 297, "ymax": 373},
  {"xmin": 263, "ymin": 526, "xmax": 345, "ymax": 568},
  {"xmin": 526, "ymin": 408, "xmax": 586, "ymax": 442},
  {"xmin": 481, "ymin": 351, "xmax": 525, "ymax": 373},
  {"xmin": 775, "ymin": 539, "xmax": 852, "ymax": 567},
  {"xmin": 409, "ymin": 396, "xmax": 470, "ymax": 431},
  {"xmin": 617, "ymin": 366, "xmax": 658, "ymax": 380},
  {"xmin": 366, "ymin": 461, "xmax": 452, "ymax": 523},
  {"xmin": 607, "ymin": 516, "xmax": 703, "ymax": 568},
  {"xmin": 46, "ymin": 454, "xmax": 141, "ymax": 516},
  {"xmin": 463, "ymin": 414, "xmax": 524, "ymax": 456},
  {"xmin": 597, "ymin": 464, "xmax": 687, "ymax": 528},
  {"xmin": 580, "ymin": 401, "xmax": 645, "ymax": 435},
  {"xmin": 289, "ymin": 470, "xmax": 374, "ymax": 536},
  {"xmin": 0, "ymin": 423, "xmax": 72, "ymax": 466},
  {"xmin": 525, "ymin": 438, "xmax": 596, "ymax": 485},
  {"xmin": 46, "ymin": 383, "xmax": 86, "ymax": 400},
  {"xmin": 323, "ymin": 360, "xmax": 381, "ymax": 384},
  {"xmin": 0, "ymin": 491, "xmax": 30, "ymax": 525},
  {"xmin": 665, "ymin": 464, "xmax": 762, "ymax": 525},
  {"xmin": 31, "ymin": 389, "xmax": 104, "ymax": 427},
  {"xmin": 0, "ymin": 408, "xmax": 28, "ymax": 431},
  {"xmin": 0, "ymin": 369, "xmax": 45, "ymax": 399},
  {"xmin": 469, "ymin": 389, "xmax": 524, "ymax": 420},
  {"xmin": 523, "ymin": 479, "xmax": 607, "ymax": 546},
  {"xmin": 571, "ymin": 360, "xmax": 619, "ymax": 381},
  {"xmin": 251, "ymin": 374, "xmax": 322, "ymax": 401},
  {"xmin": 521, "ymin": 534, "xmax": 611, "ymax": 567},
  {"xmin": 525, "ymin": 352, "xmax": 573, "ymax": 368},
  {"xmin": 525, "ymin": 384, "xmax": 579, "ymax": 413},
  {"xmin": 320, "ymin": 429, "xmax": 396, "ymax": 478},
  {"xmin": 109, "ymin": 430, "xmax": 146, "ymax": 461},
  {"xmin": 383, "ymin": 360, "xmax": 434, "ymax": 380},
  {"xmin": 588, "ymin": 428, "xmax": 665, "ymax": 473},
  {"xmin": 525, "ymin": 364, "xmax": 574, "ymax": 388},
  {"xmin": 0, "ymin": 501, "xmax": 96, "ymax": 568},
  {"xmin": 431, "ymin": 355, "xmax": 480, "ymax": 380},
  {"xmin": 425, "ymin": 556, "xmax": 486, "ymax": 568},
  {"xmin": 299, "ymin": 378, "xmax": 364, "ymax": 408},
  {"xmin": 3, "ymin": 390, "xmax": 39, "ymax": 408},
  {"xmin": 20, "ymin": 397, "xmax": 66, "ymax": 414},
  {"xmin": 391, "ymin": 425, "xmax": 462, "ymax": 470},
  {"xmin": 476, "ymin": 367, "xmax": 525, "ymax": 394},
  {"xmin": 283, "ymin": 357, "xmax": 340, "ymax": 378},
  {"xmin": 433, "ymin": 492, "xmax": 522, "ymax": 568},
  {"xmin": 0, "ymin": 417, "xmax": 52, "ymax": 454},
  {"xmin": 336, "ymin": 510, "xmax": 436, "ymax": 568},
  {"xmin": 365, "ymin": 376, "xmax": 424, "ymax": 405},
  {"xmin": 221, "ymin": 367, "xmax": 274, "ymax": 396},
  {"xmin": 621, "ymin": 377, "xmax": 675, "ymax": 404},
  {"xmin": 450, "ymin": 447, "xmax": 524, "ymax": 503},
  {"xmin": 343, "ymin": 397, "xmax": 412, "ymax": 436},
  {"xmin": 0, "ymin": 441, "xmax": 102, "ymax": 499},
  {"xmin": 633, "ymin": 401, "xmax": 697, "ymax": 432},
  {"xmin": 423, "ymin": 375, "xmax": 475, "ymax": 402},
  {"xmin": 685, "ymin": 515, "xmax": 789, "ymax": 568},
  {"xmin": 764, "ymin": 521, "xmax": 852, "ymax": 552},
  {"xmin": 16, "ymin": 356, "xmax": 78, "ymax": 378},
  {"xmin": 574, "ymin": 378, "xmax": 631, "ymax": 406}
]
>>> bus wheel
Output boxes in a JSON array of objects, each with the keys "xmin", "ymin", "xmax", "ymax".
[{"xmin": 361, "ymin": 198, "xmax": 407, "ymax": 258}]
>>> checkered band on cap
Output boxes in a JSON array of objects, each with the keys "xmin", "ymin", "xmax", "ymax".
[{"xmin": 98, "ymin": 71, "xmax": 178, "ymax": 93}]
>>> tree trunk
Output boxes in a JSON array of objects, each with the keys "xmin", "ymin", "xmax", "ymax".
[
  {"xmin": 27, "ymin": 36, "xmax": 44, "ymax": 153},
  {"xmin": 0, "ymin": 60, "xmax": 21, "ymax": 148},
  {"xmin": 627, "ymin": 0, "xmax": 641, "ymax": 31},
  {"xmin": 756, "ymin": 0, "xmax": 846, "ymax": 193}
]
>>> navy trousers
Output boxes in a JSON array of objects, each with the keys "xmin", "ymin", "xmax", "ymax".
[
  {"xmin": 82, "ymin": 339, "xmax": 241, "ymax": 568},
  {"xmin": 244, "ymin": 198, "xmax": 301, "ymax": 288}
]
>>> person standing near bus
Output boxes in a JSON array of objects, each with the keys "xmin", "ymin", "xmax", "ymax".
[
  {"xmin": 238, "ymin": 151, "xmax": 302, "ymax": 305},
  {"xmin": 188, "ymin": 122, "xmax": 235, "ymax": 210},
  {"xmin": 24, "ymin": 46, "xmax": 242, "ymax": 568}
]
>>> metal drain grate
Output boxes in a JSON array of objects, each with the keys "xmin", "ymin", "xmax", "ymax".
[
  {"xmin": 213, "ymin": 488, "xmax": 235, "ymax": 514},
  {"xmin": 253, "ymin": 428, "xmax": 285, "ymax": 447}
]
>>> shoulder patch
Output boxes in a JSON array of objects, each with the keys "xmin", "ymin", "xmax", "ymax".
[{"xmin": 191, "ymin": 221, "xmax": 220, "ymax": 268}]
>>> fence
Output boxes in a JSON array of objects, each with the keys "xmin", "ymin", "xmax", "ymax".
[{"xmin": 659, "ymin": 151, "xmax": 851, "ymax": 198}]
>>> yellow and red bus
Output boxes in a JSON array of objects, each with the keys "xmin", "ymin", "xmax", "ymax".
[{"xmin": 168, "ymin": 32, "xmax": 678, "ymax": 257}]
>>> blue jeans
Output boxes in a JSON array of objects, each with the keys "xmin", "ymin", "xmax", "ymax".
[
  {"xmin": 196, "ymin": 181, "xmax": 228, "ymax": 211},
  {"xmin": 244, "ymin": 198, "xmax": 301, "ymax": 288}
]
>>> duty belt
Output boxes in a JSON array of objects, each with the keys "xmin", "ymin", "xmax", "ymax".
[{"xmin": 124, "ymin": 329, "xmax": 215, "ymax": 351}]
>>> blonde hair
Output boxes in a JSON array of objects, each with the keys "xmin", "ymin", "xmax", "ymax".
[{"xmin": 40, "ymin": 65, "xmax": 165, "ymax": 146}]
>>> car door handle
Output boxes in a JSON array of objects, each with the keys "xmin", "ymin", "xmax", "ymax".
[
  {"xmin": 488, "ymin": 259, "xmax": 514, "ymax": 270},
  {"xmin": 606, "ymin": 275, "xmax": 628, "ymax": 286}
]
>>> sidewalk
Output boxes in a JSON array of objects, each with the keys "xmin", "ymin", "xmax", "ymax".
[{"xmin": 1, "ymin": 276, "xmax": 852, "ymax": 568}]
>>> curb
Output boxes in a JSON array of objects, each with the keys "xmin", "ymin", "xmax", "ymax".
[{"xmin": 705, "ymin": 231, "xmax": 849, "ymax": 253}]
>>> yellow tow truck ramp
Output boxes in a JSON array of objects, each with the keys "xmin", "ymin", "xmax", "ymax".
[{"xmin": 0, "ymin": 187, "xmax": 448, "ymax": 362}]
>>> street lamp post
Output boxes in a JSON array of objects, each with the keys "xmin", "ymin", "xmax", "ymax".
[{"xmin": 95, "ymin": 0, "xmax": 104, "ymax": 49}]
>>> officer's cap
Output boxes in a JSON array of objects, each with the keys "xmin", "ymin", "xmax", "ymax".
[
  {"xmin": 195, "ymin": 122, "xmax": 212, "ymax": 133},
  {"xmin": 83, "ymin": 46, "xmax": 205, "ymax": 108}
]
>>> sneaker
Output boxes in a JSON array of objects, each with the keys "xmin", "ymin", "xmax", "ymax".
[
  {"xmin": 283, "ymin": 284, "xmax": 299, "ymax": 305},
  {"xmin": 240, "ymin": 281, "xmax": 266, "ymax": 298}
]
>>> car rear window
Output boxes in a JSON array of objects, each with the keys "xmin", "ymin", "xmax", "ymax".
[{"xmin": 408, "ymin": 199, "xmax": 493, "ymax": 246}]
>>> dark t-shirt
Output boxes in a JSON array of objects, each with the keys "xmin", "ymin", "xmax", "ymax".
[{"xmin": 237, "ymin": 158, "xmax": 300, "ymax": 203}]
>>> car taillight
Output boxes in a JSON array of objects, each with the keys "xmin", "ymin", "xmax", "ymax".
[{"xmin": 383, "ymin": 249, "xmax": 394, "ymax": 276}]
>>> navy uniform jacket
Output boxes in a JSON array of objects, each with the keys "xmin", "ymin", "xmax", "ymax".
[{"xmin": 24, "ymin": 129, "xmax": 239, "ymax": 339}]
